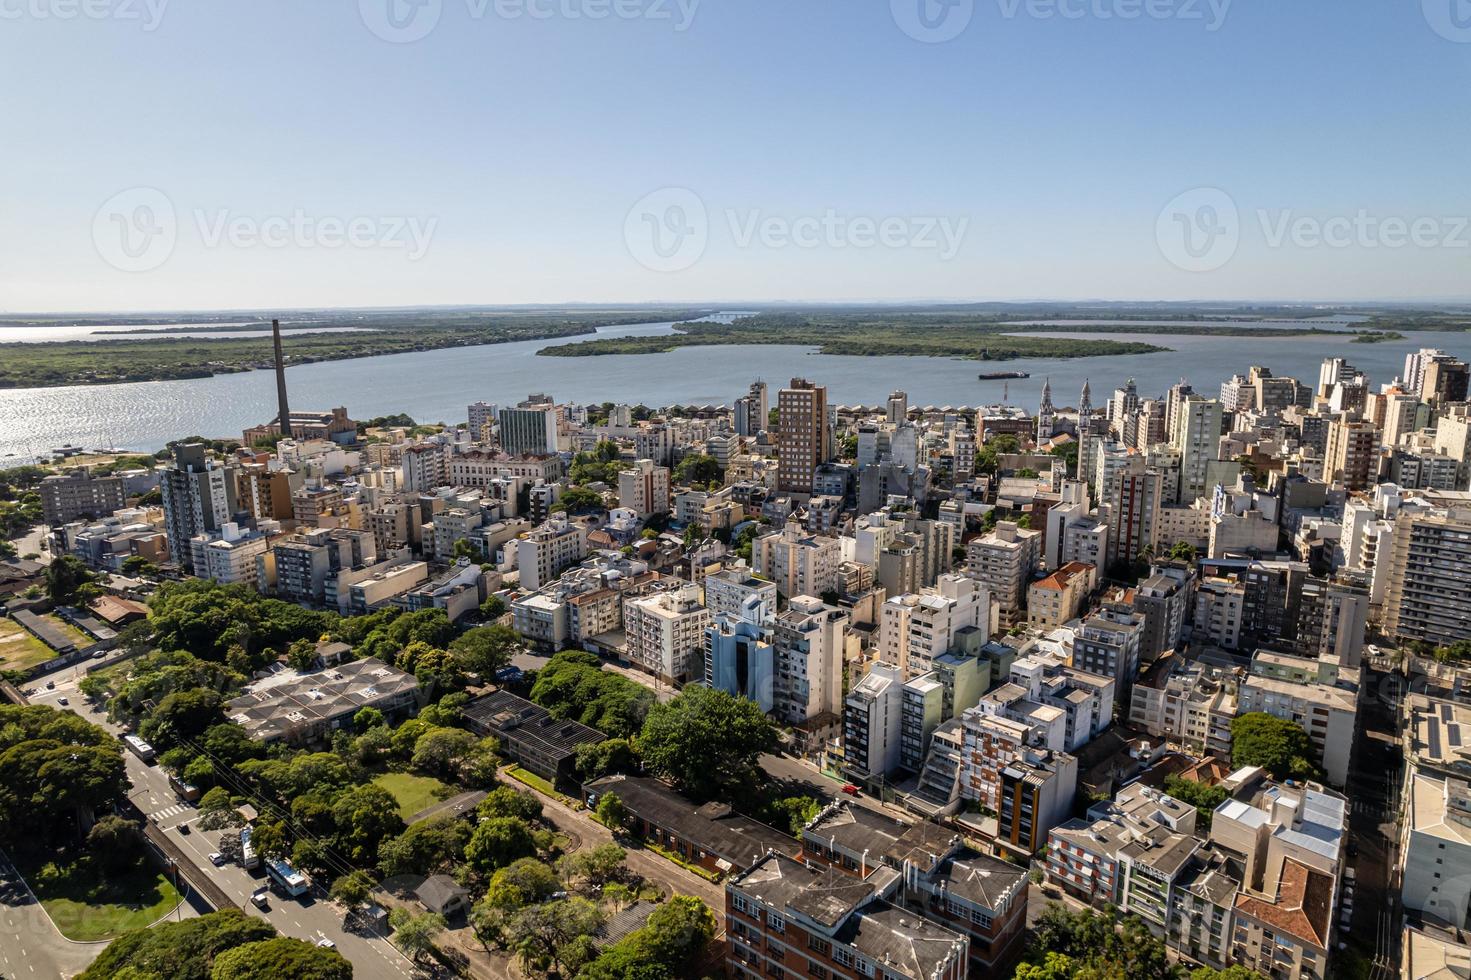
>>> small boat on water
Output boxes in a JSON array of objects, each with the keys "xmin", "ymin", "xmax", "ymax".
[{"xmin": 977, "ymin": 371, "xmax": 1031, "ymax": 381}]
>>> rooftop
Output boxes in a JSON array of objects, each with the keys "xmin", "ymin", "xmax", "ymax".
[{"xmin": 226, "ymin": 657, "xmax": 419, "ymax": 743}]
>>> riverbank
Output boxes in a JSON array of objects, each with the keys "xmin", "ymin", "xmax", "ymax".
[{"xmin": 0, "ymin": 310, "xmax": 711, "ymax": 389}]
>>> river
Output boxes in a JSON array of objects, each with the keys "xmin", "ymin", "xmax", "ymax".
[{"xmin": 0, "ymin": 319, "xmax": 1467, "ymax": 462}]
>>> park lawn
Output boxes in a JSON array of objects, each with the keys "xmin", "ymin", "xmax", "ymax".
[
  {"xmin": 15, "ymin": 850, "xmax": 183, "ymax": 942},
  {"xmin": 372, "ymin": 772, "xmax": 456, "ymax": 818},
  {"xmin": 0, "ymin": 618, "xmax": 55, "ymax": 671}
]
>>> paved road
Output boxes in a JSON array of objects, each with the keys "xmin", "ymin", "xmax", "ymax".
[
  {"xmin": 1347, "ymin": 665, "xmax": 1406, "ymax": 980},
  {"xmin": 0, "ymin": 850, "xmax": 105, "ymax": 980},
  {"xmin": 529, "ymin": 780, "xmax": 724, "ymax": 913},
  {"xmin": 759, "ymin": 751, "xmax": 916, "ymax": 824},
  {"xmin": 23, "ymin": 666, "xmax": 421, "ymax": 980}
]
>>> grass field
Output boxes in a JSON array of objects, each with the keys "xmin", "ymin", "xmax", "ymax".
[
  {"xmin": 372, "ymin": 772, "xmax": 456, "ymax": 818},
  {"xmin": 0, "ymin": 618, "xmax": 56, "ymax": 671},
  {"xmin": 39, "ymin": 614, "xmax": 92, "ymax": 647},
  {"xmin": 15, "ymin": 851, "xmax": 183, "ymax": 942}
]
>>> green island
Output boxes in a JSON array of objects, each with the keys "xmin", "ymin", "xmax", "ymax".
[
  {"xmin": 538, "ymin": 313, "xmax": 1178, "ymax": 362},
  {"xmin": 0, "ymin": 309, "xmax": 710, "ymax": 389}
]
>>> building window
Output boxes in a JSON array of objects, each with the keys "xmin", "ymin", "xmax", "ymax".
[
  {"xmin": 834, "ymin": 948, "xmax": 854, "ymax": 968},
  {"xmin": 767, "ymin": 913, "xmax": 785, "ymax": 933}
]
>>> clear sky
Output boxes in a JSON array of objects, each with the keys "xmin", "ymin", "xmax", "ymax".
[{"xmin": 2, "ymin": 0, "xmax": 1469, "ymax": 312}]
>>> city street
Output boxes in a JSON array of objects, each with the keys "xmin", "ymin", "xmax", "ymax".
[
  {"xmin": 0, "ymin": 849, "xmax": 105, "ymax": 980},
  {"xmin": 1347, "ymin": 665, "xmax": 1406, "ymax": 980},
  {"xmin": 22, "ymin": 665, "xmax": 422, "ymax": 980}
]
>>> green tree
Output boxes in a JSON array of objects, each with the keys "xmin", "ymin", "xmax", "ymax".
[
  {"xmin": 451, "ymin": 623, "xmax": 519, "ymax": 677},
  {"xmin": 557, "ymin": 842, "xmax": 625, "ymax": 892},
  {"xmin": 575, "ymin": 737, "xmax": 638, "ymax": 780},
  {"xmin": 594, "ymin": 792, "xmax": 627, "ymax": 831},
  {"xmin": 353, "ymin": 706, "xmax": 385, "ymax": 731},
  {"xmin": 672, "ymin": 454, "xmax": 721, "ymax": 487},
  {"xmin": 331, "ymin": 783, "xmax": 405, "ymax": 864},
  {"xmin": 505, "ymin": 897, "xmax": 604, "ymax": 976},
  {"xmin": 465, "ymin": 816, "xmax": 538, "ymax": 874},
  {"xmin": 411, "ymin": 726, "xmax": 479, "ymax": 779},
  {"xmin": 479, "ymin": 595, "xmax": 507, "ymax": 621},
  {"xmin": 79, "ymin": 909, "xmax": 276, "ymax": 980},
  {"xmin": 1163, "ymin": 776, "xmax": 1228, "ymax": 830},
  {"xmin": 389, "ymin": 908, "xmax": 446, "ymax": 964},
  {"xmin": 329, "ymin": 870, "xmax": 375, "ymax": 911},
  {"xmin": 139, "ymin": 687, "xmax": 225, "ymax": 749},
  {"xmin": 478, "ymin": 786, "xmax": 544, "ymax": 823},
  {"xmin": 377, "ymin": 815, "xmax": 472, "ymax": 877},
  {"xmin": 45, "ymin": 554, "xmax": 97, "ymax": 604},
  {"xmin": 637, "ymin": 685, "xmax": 778, "ymax": 801},
  {"xmin": 86, "ymin": 814, "xmax": 144, "ymax": 872},
  {"xmin": 209, "ymin": 937, "xmax": 352, "ymax": 980},
  {"xmin": 1230, "ymin": 712, "xmax": 1322, "ymax": 781},
  {"xmin": 484, "ymin": 857, "xmax": 560, "ymax": 913}
]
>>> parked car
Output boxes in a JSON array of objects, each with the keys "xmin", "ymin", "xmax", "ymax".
[{"xmin": 841, "ymin": 784, "xmax": 860, "ymax": 797}]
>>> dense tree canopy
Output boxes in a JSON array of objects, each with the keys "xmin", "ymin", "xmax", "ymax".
[
  {"xmin": 209, "ymin": 937, "xmax": 352, "ymax": 980},
  {"xmin": 529, "ymin": 651, "xmax": 654, "ymax": 739},
  {"xmin": 79, "ymin": 909, "xmax": 276, "ymax": 980},
  {"xmin": 148, "ymin": 579, "xmax": 336, "ymax": 666},
  {"xmin": 0, "ymin": 704, "xmax": 127, "ymax": 842},
  {"xmin": 637, "ymin": 685, "xmax": 778, "ymax": 801},
  {"xmin": 1025, "ymin": 904, "xmax": 1176, "ymax": 980},
  {"xmin": 1230, "ymin": 712, "xmax": 1322, "ymax": 781}
]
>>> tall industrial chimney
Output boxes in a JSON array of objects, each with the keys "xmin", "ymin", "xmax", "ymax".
[{"xmin": 272, "ymin": 318, "xmax": 293, "ymax": 439}]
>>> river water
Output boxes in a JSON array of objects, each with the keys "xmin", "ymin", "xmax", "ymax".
[{"xmin": 0, "ymin": 319, "xmax": 1467, "ymax": 461}]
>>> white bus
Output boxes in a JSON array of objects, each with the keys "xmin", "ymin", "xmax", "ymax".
[
  {"xmin": 266, "ymin": 859, "xmax": 309, "ymax": 897},
  {"xmin": 123, "ymin": 735, "xmax": 156, "ymax": 763},
  {"xmin": 239, "ymin": 826, "xmax": 259, "ymax": 871}
]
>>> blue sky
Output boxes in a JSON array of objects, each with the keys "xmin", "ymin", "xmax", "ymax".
[{"xmin": 2, "ymin": 0, "xmax": 1468, "ymax": 312}]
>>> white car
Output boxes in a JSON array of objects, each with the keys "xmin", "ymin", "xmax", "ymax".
[
  {"xmin": 209, "ymin": 852, "xmax": 226, "ymax": 866},
  {"xmin": 316, "ymin": 939, "xmax": 337, "ymax": 950}
]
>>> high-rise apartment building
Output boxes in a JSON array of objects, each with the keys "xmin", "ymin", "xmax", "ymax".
[
  {"xmin": 1171, "ymin": 396, "xmax": 1224, "ymax": 504},
  {"xmin": 772, "ymin": 595, "xmax": 848, "ymax": 728},
  {"xmin": 1382, "ymin": 503, "xmax": 1471, "ymax": 648},
  {"xmin": 498, "ymin": 403, "xmax": 560, "ymax": 457},
  {"xmin": 1324, "ymin": 415, "xmax": 1381, "ymax": 491},
  {"xmin": 160, "ymin": 442, "xmax": 238, "ymax": 573},
  {"xmin": 39, "ymin": 469, "xmax": 126, "ymax": 526},
  {"xmin": 776, "ymin": 377, "xmax": 830, "ymax": 493},
  {"xmin": 616, "ymin": 459, "xmax": 670, "ymax": 518}
]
